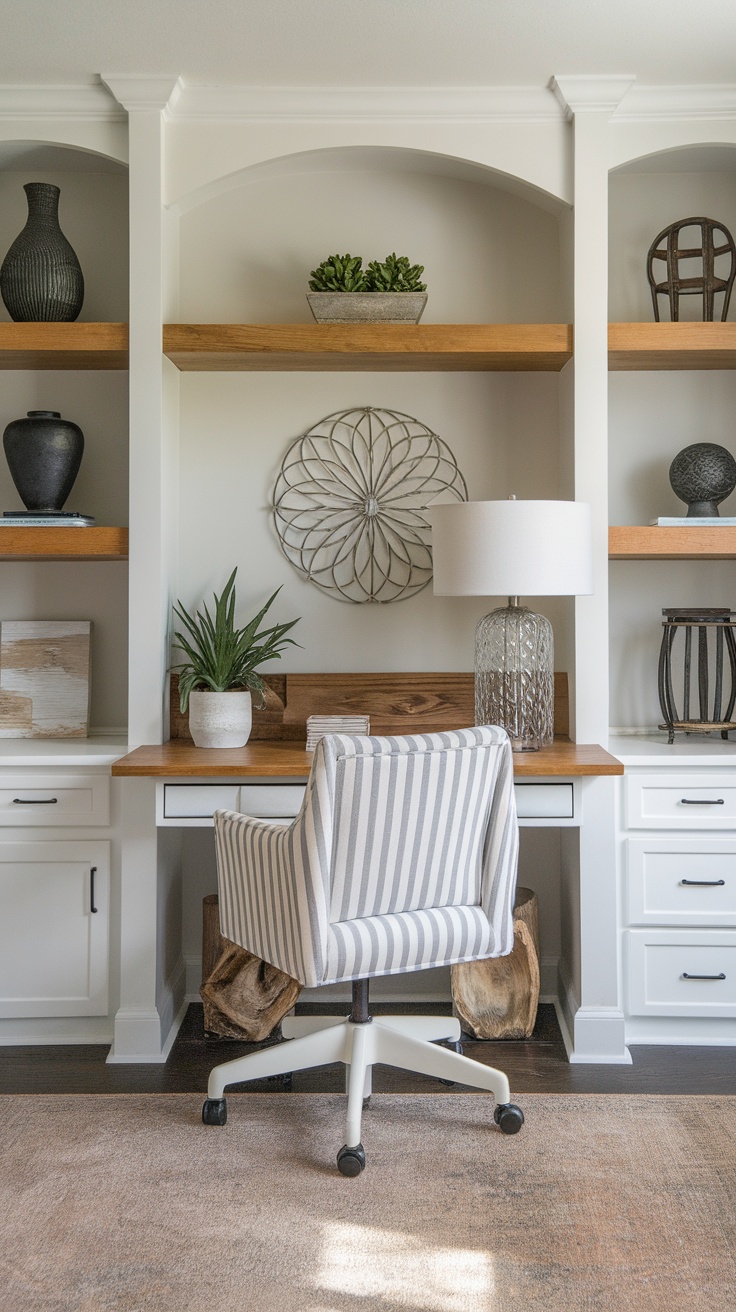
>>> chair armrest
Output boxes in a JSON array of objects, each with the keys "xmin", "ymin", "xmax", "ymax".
[
  {"xmin": 480, "ymin": 742, "xmax": 519, "ymax": 957},
  {"xmin": 213, "ymin": 808, "xmax": 328, "ymax": 987}
]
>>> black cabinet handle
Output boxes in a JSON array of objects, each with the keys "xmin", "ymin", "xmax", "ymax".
[
  {"xmin": 682, "ymin": 972, "xmax": 726, "ymax": 981},
  {"xmin": 681, "ymin": 879, "xmax": 726, "ymax": 887},
  {"xmin": 12, "ymin": 797, "xmax": 58, "ymax": 804},
  {"xmin": 680, "ymin": 798, "xmax": 724, "ymax": 805},
  {"xmin": 90, "ymin": 866, "xmax": 98, "ymax": 914}
]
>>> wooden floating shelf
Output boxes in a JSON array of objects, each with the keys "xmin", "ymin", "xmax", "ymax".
[
  {"xmin": 609, "ymin": 526, "xmax": 736, "ymax": 560},
  {"xmin": 609, "ymin": 322, "xmax": 736, "ymax": 370},
  {"xmin": 0, "ymin": 527, "xmax": 129, "ymax": 561},
  {"xmin": 0, "ymin": 322, "xmax": 128, "ymax": 370},
  {"xmin": 163, "ymin": 323, "xmax": 574, "ymax": 372}
]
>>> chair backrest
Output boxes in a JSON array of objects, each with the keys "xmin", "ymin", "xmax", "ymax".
[{"xmin": 313, "ymin": 726, "xmax": 514, "ymax": 924}]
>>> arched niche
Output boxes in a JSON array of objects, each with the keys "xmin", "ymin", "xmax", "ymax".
[
  {"xmin": 172, "ymin": 145, "xmax": 569, "ymax": 325},
  {"xmin": 0, "ymin": 140, "xmax": 128, "ymax": 322},
  {"xmin": 610, "ymin": 142, "xmax": 736, "ymax": 323}
]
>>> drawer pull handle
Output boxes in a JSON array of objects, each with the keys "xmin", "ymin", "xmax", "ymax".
[
  {"xmin": 680, "ymin": 798, "xmax": 724, "ymax": 805},
  {"xmin": 682, "ymin": 972, "xmax": 726, "ymax": 981},
  {"xmin": 681, "ymin": 879, "xmax": 726, "ymax": 886},
  {"xmin": 12, "ymin": 797, "xmax": 58, "ymax": 804},
  {"xmin": 90, "ymin": 866, "xmax": 98, "ymax": 914}
]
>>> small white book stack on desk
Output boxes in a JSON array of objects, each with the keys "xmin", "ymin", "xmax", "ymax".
[{"xmin": 306, "ymin": 714, "xmax": 371, "ymax": 751}]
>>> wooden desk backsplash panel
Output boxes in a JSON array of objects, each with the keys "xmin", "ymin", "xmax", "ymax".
[{"xmin": 170, "ymin": 672, "xmax": 569, "ymax": 740}]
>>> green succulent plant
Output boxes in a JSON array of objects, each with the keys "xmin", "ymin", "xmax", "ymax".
[
  {"xmin": 365, "ymin": 253, "xmax": 427, "ymax": 292},
  {"xmin": 172, "ymin": 568, "xmax": 299, "ymax": 713},
  {"xmin": 308, "ymin": 253, "xmax": 368, "ymax": 292}
]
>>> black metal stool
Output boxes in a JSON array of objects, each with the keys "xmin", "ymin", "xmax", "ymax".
[{"xmin": 658, "ymin": 607, "xmax": 736, "ymax": 743}]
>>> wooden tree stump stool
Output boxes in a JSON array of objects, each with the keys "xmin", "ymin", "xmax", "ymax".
[
  {"xmin": 200, "ymin": 893, "xmax": 302, "ymax": 1041},
  {"xmin": 451, "ymin": 887, "xmax": 540, "ymax": 1039}
]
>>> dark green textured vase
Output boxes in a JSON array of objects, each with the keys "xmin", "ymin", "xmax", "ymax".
[{"xmin": 0, "ymin": 183, "xmax": 84, "ymax": 322}]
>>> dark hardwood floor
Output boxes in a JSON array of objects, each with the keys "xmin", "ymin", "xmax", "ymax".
[{"xmin": 1, "ymin": 1003, "xmax": 734, "ymax": 1095}]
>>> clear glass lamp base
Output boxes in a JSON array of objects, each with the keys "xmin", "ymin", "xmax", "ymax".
[{"xmin": 474, "ymin": 605, "xmax": 554, "ymax": 751}]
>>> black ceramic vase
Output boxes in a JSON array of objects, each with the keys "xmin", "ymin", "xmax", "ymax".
[
  {"xmin": 3, "ymin": 411, "xmax": 84, "ymax": 511},
  {"xmin": 0, "ymin": 183, "xmax": 84, "ymax": 322}
]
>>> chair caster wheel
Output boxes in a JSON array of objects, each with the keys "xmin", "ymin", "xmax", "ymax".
[
  {"xmin": 494, "ymin": 1103, "xmax": 524, "ymax": 1135},
  {"xmin": 337, "ymin": 1143, "xmax": 366, "ymax": 1177},
  {"xmin": 202, "ymin": 1098, "xmax": 227, "ymax": 1126}
]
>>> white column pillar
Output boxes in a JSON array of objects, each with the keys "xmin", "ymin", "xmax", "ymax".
[
  {"xmin": 552, "ymin": 76, "xmax": 634, "ymax": 1062},
  {"xmin": 102, "ymin": 75, "xmax": 181, "ymax": 750},
  {"xmin": 102, "ymin": 77, "xmax": 182, "ymax": 1060}
]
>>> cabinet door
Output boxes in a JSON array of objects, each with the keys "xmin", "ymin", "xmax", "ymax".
[{"xmin": 0, "ymin": 840, "xmax": 109, "ymax": 1017}]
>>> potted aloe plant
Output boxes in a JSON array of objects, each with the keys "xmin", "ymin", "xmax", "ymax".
[
  {"xmin": 307, "ymin": 251, "xmax": 428, "ymax": 323},
  {"xmin": 172, "ymin": 569, "xmax": 299, "ymax": 748}
]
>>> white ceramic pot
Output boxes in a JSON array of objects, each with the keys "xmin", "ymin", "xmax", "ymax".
[{"xmin": 188, "ymin": 689, "xmax": 252, "ymax": 749}]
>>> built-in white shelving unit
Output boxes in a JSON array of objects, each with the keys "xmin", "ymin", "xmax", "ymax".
[{"xmin": 2, "ymin": 74, "xmax": 735, "ymax": 1062}]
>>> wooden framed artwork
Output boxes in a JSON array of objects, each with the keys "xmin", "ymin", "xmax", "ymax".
[{"xmin": 0, "ymin": 620, "xmax": 91, "ymax": 738}]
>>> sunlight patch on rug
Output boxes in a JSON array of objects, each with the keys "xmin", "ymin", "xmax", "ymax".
[{"xmin": 314, "ymin": 1222, "xmax": 494, "ymax": 1310}]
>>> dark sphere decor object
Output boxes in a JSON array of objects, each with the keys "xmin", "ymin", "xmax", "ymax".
[
  {"xmin": 0, "ymin": 183, "xmax": 84, "ymax": 322},
  {"xmin": 668, "ymin": 442, "xmax": 736, "ymax": 517},
  {"xmin": 3, "ymin": 410, "xmax": 84, "ymax": 511}
]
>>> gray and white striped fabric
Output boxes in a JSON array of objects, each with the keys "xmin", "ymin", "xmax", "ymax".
[{"xmin": 214, "ymin": 726, "xmax": 518, "ymax": 988}]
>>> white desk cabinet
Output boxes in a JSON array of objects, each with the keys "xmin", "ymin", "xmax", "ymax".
[
  {"xmin": 613, "ymin": 735, "xmax": 736, "ymax": 1046},
  {"xmin": 0, "ymin": 839, "xmax": 110, "ymax": 1018}
]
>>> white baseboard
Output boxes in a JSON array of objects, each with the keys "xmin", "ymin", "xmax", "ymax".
[{"xmin": 556, "ymin": 958, "xmax": 631, "ymax": 1064}]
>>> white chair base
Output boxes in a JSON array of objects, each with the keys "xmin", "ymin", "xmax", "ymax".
[{"xmin": 204, "ymin": 1012, "xmax": 515, "ymax": 1170}]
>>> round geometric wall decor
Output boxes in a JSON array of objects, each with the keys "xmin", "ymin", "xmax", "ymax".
[{"xmin": 272, "ymin": 406, "xmax": 468, "ymax": 603}]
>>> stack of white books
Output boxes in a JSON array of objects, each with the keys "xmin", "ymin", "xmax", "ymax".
[
  {"xmin": 1, "ymin": 511, "xmax": 96, "ymax": 526},
  {"xmin": 306, "ymin": 714, "xmax": 371, "ymax": 751},
  {"xmin": 652, "ymin": 516, "xmax": 736, "ymax": 526}
]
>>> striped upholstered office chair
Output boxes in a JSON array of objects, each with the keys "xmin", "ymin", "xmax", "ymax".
[{"xmin": 202, "ymin": 725, "xmax": 524, "ymax": 1175}]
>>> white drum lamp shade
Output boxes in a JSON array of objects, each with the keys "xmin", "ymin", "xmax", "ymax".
[{"xmin": 428, "ymin": 500, "xmax": 593, "ymax": 749}]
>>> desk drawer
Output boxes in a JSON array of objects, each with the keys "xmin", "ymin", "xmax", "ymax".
[
  {"xmin": 0, "ymin": 774, "xmax": 109, "ymax": 827},
  {"xmin": 627, "ymin": 930, "xmax": 736, "ymax": 1016},
  {"xmin": 238, "ymin": 785, "xmax": 305, "ymax": 818},
  {"xmin": 626, "ymin": 774, "xmax": 736, "ymax": 829},
  {"xmin": 163, "ymin": 785, "xmax": 240, "ymax": 819},
  {"xmin": 626, "ymin": 838, "xmax": 736, "ymax": 926},
  {"xmin": 162, "ymin": 783, "xmax": 306, "ymax": 821},
  {"xmin": 514, "ymin": 783, "xmax": 573, "ymax": 819}
]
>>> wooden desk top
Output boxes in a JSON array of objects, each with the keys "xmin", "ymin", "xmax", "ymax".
[{"xmin": 111, "ymin": 738, "xmax": 623, "ymax": 778}]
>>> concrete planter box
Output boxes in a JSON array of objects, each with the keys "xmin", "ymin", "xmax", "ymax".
[{"xmin": 306, "ymin": 292, "xmax": 428, "ymax": 324}]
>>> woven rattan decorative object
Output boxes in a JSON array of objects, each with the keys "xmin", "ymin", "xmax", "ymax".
[
  {"xmin": 647, "ymin": 217, "xmax": 736, "ymax": 322},
  {"xmin": 272, "ymin": 406, "xmax": 467, "ymax": 603}
]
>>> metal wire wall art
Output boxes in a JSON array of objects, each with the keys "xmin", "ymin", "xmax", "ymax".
[{"xmin": 272, "ymin": 406, "xmax": 468, "ymax": 603}]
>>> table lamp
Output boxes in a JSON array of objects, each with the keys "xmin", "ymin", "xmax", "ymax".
[{"xmin": 428, "ymin": 498, "xmax": 593, "ymax": 750}]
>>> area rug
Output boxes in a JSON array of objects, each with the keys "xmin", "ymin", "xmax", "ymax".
[{"xmin": 1, "ymin": 1092, "xmax": 735, "ymax": 1312}]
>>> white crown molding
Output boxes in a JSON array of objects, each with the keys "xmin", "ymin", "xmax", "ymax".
[
  {"xmin": 2, "ymin": 77, "xmax": 733, "ymax": 128},
  {"xmin": 170, "ymin": 83, "xmax": 562, "ymax": 122},
  {"xmin": 550, "ymin": 75, "xmax": 636, "ymax": 119},
  {"xmin": 615, "ymin": 84, "xmax": 736, "ymax": 121},
  {"xmin": 0, "ymin": 82, "xmax": 124, "ymax": 120},
  {"xmin": 101, "ymin": 75, "xmax": 183, "ymax": 115}
]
